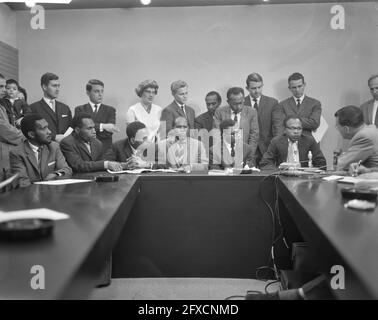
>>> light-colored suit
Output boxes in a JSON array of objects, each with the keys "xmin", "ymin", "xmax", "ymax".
[
  {"xmin": 337, "ymin": 124, "xmax": 378, "ymax": 170},
  {"xmin": 213, "ymin": 105, "xmax": 259, "ymax": 157},
  {"xmin": 0, "ymin": 104, "xmax": 23, "ymax": 177},
  {"xmin": 272, "ymin": 96, "xmax": 321, "ymax": 136},
  {"xmin": 360, "ymin": 99, "xmax": 377, "ymax": 126},
  {"xmin": 10, "ymin": 140, "xmax": 72, "ymax": 187}
]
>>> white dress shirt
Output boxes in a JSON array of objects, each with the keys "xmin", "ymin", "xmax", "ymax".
[
  {"xmin": 372, "ymin": 100, "xmax": 378, "ymax": 123},
  {"xmin": 28, "ymin": 141, "xmax": 40, "ymax": 163},
  {"xmin": 293, "ymin": 95, "xmax": 305, "ymax": 106},
  {"xmin": 287, "ymin": 139, "xmax": 299, "ymax": 164},
  {"xmin": 43, "ymin": 97, "xmax": 55, "ymax": 112}
]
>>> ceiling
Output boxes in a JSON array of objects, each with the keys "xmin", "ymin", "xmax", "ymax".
[{"xmin": 5, "ymin": 0, "xmax": 374, "ymax": 11}]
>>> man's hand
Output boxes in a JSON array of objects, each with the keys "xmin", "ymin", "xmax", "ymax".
[
  {"xmin": 124, "ymin": 156, "xmax": 151, "ymax": 169},
  {"xmin": 45, "ymin": 173, "xmax": 58, "ymax": 181},
  {"xmin": 102, "ymin": 123, "xmax": 120, "ymax": 133},
  {"xmin": 349, "ymin": 163, "xmax": 371, "ymax": 175},
  {"xmin": 55, "ymin": 134, "xmax": 65, "ymax": 143},
  {"xmin": 108, "ymin": 161, "xmax": 123, "ymax": 172},
  {"xmin": 15, "ymin": 118, "xmax": 23, "ymax": 129}
]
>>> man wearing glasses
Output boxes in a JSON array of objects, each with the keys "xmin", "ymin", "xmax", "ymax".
[{"xmin": 260, "ymin": 116, "xmax": 326, "ymax": 170}]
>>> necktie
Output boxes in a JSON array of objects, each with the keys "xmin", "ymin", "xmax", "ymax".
[
  {"xmin": 181, "ymin": 105, "xmax": 186, "ymax": 118},
  {"xmin": 296, "ymin": 99, "xmax": 301, "ymax": 109},
  {"xmin": 253, "ymin": 98, "xmax": 258, "ymax": 110},
  {"xmin": 231, "ymin": 142, "xmax": 235, "ymax": 158},
  {"xmin": 94, "ymin": 104, "xmax": 98, "ymax": 115},
  {"xmin": 50, "ymin": 100, "xmax": 55, "ymax": 113},
  {"xmin": 233, "ymin": 112, "xmax": 238, "ymax": 123}
]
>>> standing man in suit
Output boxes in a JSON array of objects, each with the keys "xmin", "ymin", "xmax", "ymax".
[
  {"xmin": 10, "ymin": 114, "xmax": 72, "ymax": 187},
  {"xmin": 29, "ymin": 73, "xmax": 72, "ymax": 142},
  {"xmin": 213, "ymin": 87, "xmax": 259, "ymax": 159},
  {"xmin": 75, "ymin": 79, "xmax": 119, "ymax": 153},
  {"xmin": 209, "ymin": 119, "xmax": 254, "ymax": 170},
  {"xmin": 0, "ymin": 73, "xmax": 23, "ymax": 182},
  {"xmin": 360, "ymin": 74, "xmax": 378, "ymax": 126},
  {"xmin": 160, "ymin": 80, "xmax": 195, "ymax": 138},
  {"xmin": 334, "ymin": 105, "xmax": 378, "ymax": 170},
  {"xmin": 195, "ymin": 91, "xmax": 222, "ymax": 131},
  {"xmin": 60, "ymin": 113, "xmax": 122, "ymax": 173},
  {"xmin": 273, "ymin": 72, "xmax": 321, "ymax": 137},
  {"xmin": 244, "ymin": 73, "xmax": 278, "ymax": 166},
  {"xmin": 260, "ymin": 116, "xmax": 326, "ymax": 170}
]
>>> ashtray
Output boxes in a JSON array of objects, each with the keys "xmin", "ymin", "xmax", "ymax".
[{"xmin": 0, "ymin": 218, "xmax": 54, "ymax": 240}]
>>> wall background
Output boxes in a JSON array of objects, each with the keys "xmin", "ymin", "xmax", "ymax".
[
  {"xmin": 14, "ymin": 3, "xmax": 378, "ymax": 164},
  {"xmin": 0, "ymin": 3, "xmax": 17, "ymax": 49}
]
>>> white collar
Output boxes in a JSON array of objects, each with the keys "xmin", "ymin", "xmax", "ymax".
[
  {"xmin": 89, "ymin": 101, "xmax": 101, "ymax": 108},
  {"xmin": 293, "ymin": 95, "xmax": 305, "ymax": 104},
  {"xmin": 250, "ymin": 95, "xmax": 261, "ymax": 104},
  {"xmin": 43, "ymin": 97, "xmax": 55, "ymax": 105},
  {"xmin": 28, "ymin": 141, "xmax": 40, "ymax": 153}
]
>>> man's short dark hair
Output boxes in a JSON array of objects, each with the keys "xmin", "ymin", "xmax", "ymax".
[
  {"xmin": 71, "ymin": 113, "xmax": 92, "ymax": 129},
  {"xmin": 334, "ymin": 105, "xmax": 364, "ymax": 128},
  {"xmin": 246, "ymin": 73, "xmax": 263, "ymax": 86},
  {"xmin": 205, "ymin": 91, "xmax": 222, "ymax": 104},
  {"xmin": 368, "ymin": 74, "xmax": 378, "ymax": 87},
  {"xmin": 41, "ymin": 72, "xmax": 59, "ymax": 87},
  {"xmin": 226, "ymin": 87, "xmax": 244, "ymax": 100},
  {"xmin": 288, "ymin": 72, "xmax": 305, "ymax": 84},
  {"xmin": 284, "ymin": 116, "xmax": 302, "ymax": 128},
  {"xmin": 21, "ymin": 113, "xmax": 44, "ymax": 139},
  {"xmin": 6, "ymin": 79, "xmax": 19, "ymax": 89},
  {"xmin": 86, "ymin": 79, "xmax": 104, "ymax": 92},
  {"xmin": 219, "ymin": 119, "xmax": 236, "ymax": 134},
  {"xmin": 126, "ymin": 121, "xmax": 146, "ymax": 139}
]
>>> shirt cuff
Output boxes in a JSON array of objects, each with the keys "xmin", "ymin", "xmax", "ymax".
[
  {"xmin": 99, "ymin": 123, "xmax": 104, "ymax": 132},
  {"xmin": 104, "ymin": 161, "xmax": 109, "ymax": 169}
]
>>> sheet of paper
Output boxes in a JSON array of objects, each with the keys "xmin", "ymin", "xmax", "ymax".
[
  {"xmin": 63, "ymin": 126, "xmax": 73, "ymax": 137},
  {"xmin": 0, "ymin": 174, "xmax": 18, "ymax": 189},
  {"xmin": 322, "ymin": 175, "xmax": 344, "ymax": 181},
  {"xmin": 312, "ymin": 115, "xmax": 329, "ymax": 143},
  {"xmin": 0, "ymin": 208, "xmax": 69, "ymax": 223},
  {"xmin": 208, "ymin": 170, "xmax": 228, "ymax": 176},
  {"xmin": 107, "ymin": 168, "xmax": 177, "ymax": 174},
  {"xmin": 34, "ymin": 179, "xmax": 93, "ymax": 185}
]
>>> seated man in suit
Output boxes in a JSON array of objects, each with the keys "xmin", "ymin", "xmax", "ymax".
[
  {"xmin": 75, "ymin": 79, "xmax": 119, "ymax": 153},
  {"xmin": 0, "ymin": 79, "xmax": 30, "ymax": 128},
  {"xmin": 244, "ymin": 73, "xmax": 279, "ymax": 166},
  {"xmin": 260, "ymin": 116, "xmax": 326, "ymax": 170},
  {"xmin": 360, "ymin": 74, "xmax": 378, "ymax": 127},
  {"xmin": 195, "ymin": 91, "xmax": 222, "ymax": 131},
  {"xmin": 60, "ymin": 113, "xmax": 122, "ymax": 173},
  {"xmin": 335, "ymin": 105, "xmax": 378, "ymax": 171},
  {"xmin": 157, "ymin": 117, "xmax": 208, "ymax": 171},
  {"xmin": 209, "ymin": 119, "xmax": 254, "ymax": 170},
  {"xmin": 214, "ymin": 87, "xmax": 259, "ymax": 156},
  {"xmin": 108, "ymin": 121, "xmax": 154, "ymax": 170},
  {"xmin": 272, "ymin": 72, "xmax": 321, "ymax": 138},
  {"xmin": 160, "ymin": 80, "xmax": 196, "ymax": 138},
  {"xmin": 9, "ymin": 114, "xmax": 72, "ymax": 187},
  {"xmin": 29, "ymin": 72, "xmax": 72, "ymax": 142}
]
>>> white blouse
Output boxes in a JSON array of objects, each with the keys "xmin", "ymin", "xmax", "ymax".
[{"xmin": 126, "ymin": 102, "xmax": 162, "ymax": 142}]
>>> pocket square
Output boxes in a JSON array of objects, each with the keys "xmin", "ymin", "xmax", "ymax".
[
  {"xmin": 48, "ymin": 161, "xmax": 56, "ymax": 166},
  {"xmin": 62, "ymin": 115, "xmax": 68, "ymax": 118}
]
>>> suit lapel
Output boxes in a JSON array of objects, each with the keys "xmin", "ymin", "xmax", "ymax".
[
  {"xmin": 279, "ymin": 136, "xmax": 289, "ymax": 163},
  {"xmin": 289, "ymin": 97, "xmax": 298, "ymax": 115},
  {"xmin": 24, "ymin": 141, "xmax": 40, "ymax": 174},
  {"xmin": 39, "ymin": 145, "xmax": 50, "ymax": 178},
  {"xmin": 174, "ymin": 101, "xmax": 186, "ymax": 118},
  {"xmin": 40, "ymin": 99, "xmax": 58, "ymax": 127},
  {"xmin": 78, "ymin": 139, "xmax": 93, "ymax": 160},
  {"xmin": 368, "ymin": 100, "xmax": 374, "ymax": 124}
]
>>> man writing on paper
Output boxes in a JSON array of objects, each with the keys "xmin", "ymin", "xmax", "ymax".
[
  {"xmin": 60, "ymin": 113, "xmax": 122, "ymax": 173},
  {"xmin": 259, "ymin": 116, "xmax": 326, "ymax": 170},
  {"xmin": 10, "ymin": 114, "xmax": 72, "ymax": 187},
  {"xmin": 335, "ymin": 105, "xmax": 378, "ymax": 171},
  {"xmin": 107, "ymin": 121, "xmax": 154, "ymax": 170}
]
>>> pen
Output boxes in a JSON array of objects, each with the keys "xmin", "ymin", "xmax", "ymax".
[{"xmin": 353, "ymin": 160, "xmax": 362, "ymax": 177}]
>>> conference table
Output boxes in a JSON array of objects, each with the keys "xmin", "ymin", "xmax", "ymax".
[{"xmin": 0, "ymin": 172, "xmax": 377, "ymax": 299}]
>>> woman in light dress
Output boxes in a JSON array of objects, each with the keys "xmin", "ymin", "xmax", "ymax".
[{"xmin": 126, "ymin": 80, "xmax": 162, "ymax": 142}]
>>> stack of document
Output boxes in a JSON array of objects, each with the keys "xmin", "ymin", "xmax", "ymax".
[{"xmin": 107, "ymin": 168, "xmax": 178, "ymax": 174}]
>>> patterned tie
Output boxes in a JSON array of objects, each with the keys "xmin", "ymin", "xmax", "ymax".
[
  {"xmin": 253, "ymin": 98, "xmax": 258, "ymax": 110},
  {"xmin": 233, "ymin": 112, "xmax": 238, "ymax": 123},
  {"xmin": 296, "ymin": 99, "xmax": 301, "ymax": 109},
  {"xmin": 181, "ymin": 105, "xmax": 186, "ymax": 118}
]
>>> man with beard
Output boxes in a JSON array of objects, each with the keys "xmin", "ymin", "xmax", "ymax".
[{"xmin": 10, "ymin": 113, "xmax": 72, "ymax": 187}]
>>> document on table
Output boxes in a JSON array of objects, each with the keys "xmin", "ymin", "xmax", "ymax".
[
  {"xmin": 312, "ymin": 115, "xmax": 328, "ymax": 143},
  {"xmin": 0, "ymin": 208, "xmax": 69, "ymax": 223},
  {"xmin": 322, "ymin": 175, "xmax": 344, "ymax": 181},
  {"xmin": 107, "ymin": 168, "xmax": 178, "ymax": 174},
  {"xmin": 34, "ymin": 179, "xmax": 93, "ymax": 185}
]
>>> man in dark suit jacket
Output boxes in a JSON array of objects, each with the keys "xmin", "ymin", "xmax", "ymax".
[
  {"xmin": 60, "ymin": 113, "xmax": 122, "ymax": 173},
  {"xmin": 209, "ymin": 119, "xmax": 254, "ymax": 169},
  {"xmin": 272, "ymin": 73, "xmax": 321, "ymax": 137},
  {"xmin": 214, "ymin": 87, "xmax": 259, "ymax": 158},
  {"xmin": 244, "ymin": 73, "xmax": 279, "ymax": 166},
  {"xmin": 360, "ymin": 74, "xmax": 378, "ymax": 127},
  {"xmin": 107, "ymin": 121, "xmax": 154, "ymax": 170},
  {"xmin": 195, "ymin": 91, "xmax": 222, "ymax": 131},
  {"xmin": 75, "ymin": 79, "xmax": 119, "ymax": 153},
  {"xmin": 9, "ymin": 114, "xmax": 72, "ymax": 187},
  {"xmin": 29, "ymin": 73, "xmax": 72, "ymax": 142},
  {"xmin": 260, "ymin": 116, "xmax": 326, "ymax": 170},
  {"xmin": 160, "ymin": 80, "xmax": 195, "ymax": 138}
]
